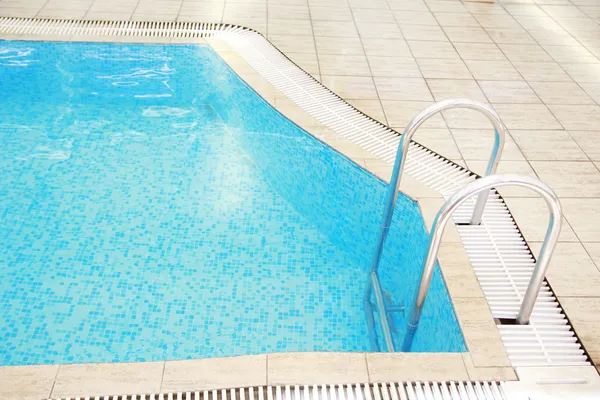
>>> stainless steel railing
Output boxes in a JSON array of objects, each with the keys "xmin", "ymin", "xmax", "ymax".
[
  {"xmin": 364, "ymin": 99, "xmax": 507, "ymax": 352},
  {"xmin": 402, "ymin": 174, "xmax": 562, "ymax": 351}
]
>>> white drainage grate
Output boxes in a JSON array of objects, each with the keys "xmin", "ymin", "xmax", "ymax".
[
  {"xmin": 0, "ymin": 17, "xmax": 249, "ymax": 37},
  {"xmin": 0, "ymin": 17, "xmax": 589, "ymax": 368},
  {"xmin": 47, "ymin": 382, "xmax": 508, "ymax": 400}
]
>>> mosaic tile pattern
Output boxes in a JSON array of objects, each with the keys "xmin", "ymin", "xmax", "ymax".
[{"xmin": 0, "ymin": 41, "xmax": 464, "ymax": 366}]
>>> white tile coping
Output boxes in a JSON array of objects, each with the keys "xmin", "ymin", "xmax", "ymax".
[{"xmin": 0, "ymin": 17, "xmax": 596, "ymax": 400}]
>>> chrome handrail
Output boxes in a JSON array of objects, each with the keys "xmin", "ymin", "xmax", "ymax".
[
  {"xmin": 402, "ymin": 174, "xmax": 562, "ymax": 352},
  {"xmin": 364, "ymin": 99, "xmax": 507, "ymax": 352}
]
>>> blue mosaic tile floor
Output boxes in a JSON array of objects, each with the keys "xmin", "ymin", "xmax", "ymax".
[{"xmin": 0, "ymin": 41, "xmax": 465, "ymax": 366}]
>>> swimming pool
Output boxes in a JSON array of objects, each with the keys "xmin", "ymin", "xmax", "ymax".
[{"xmin": 0, "ymin": 41, "xmax": 465, "ymax": 366}]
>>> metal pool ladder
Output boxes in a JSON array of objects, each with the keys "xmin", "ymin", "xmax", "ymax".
[
  {"xmin": 364, "ymin": 99, "xmax": 507, "ymax": 352},
  {"xmin": 402, "ymin": 173, "xmax": 562, "ymax": 351}
]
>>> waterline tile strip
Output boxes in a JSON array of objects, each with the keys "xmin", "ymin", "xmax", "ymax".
[{"xmin": 0, "ymin": 17, "xmax": 589, "ymax": 368}]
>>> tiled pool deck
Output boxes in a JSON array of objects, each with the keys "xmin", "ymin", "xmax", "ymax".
[{"xmin": 1, "ymin": 0, "xmax": 600, "ymax": 397}]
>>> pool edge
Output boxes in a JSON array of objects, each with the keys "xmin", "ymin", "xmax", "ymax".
[{"xmin": 1, "ymin": 17, "xmax": 598, "ymax": 400}]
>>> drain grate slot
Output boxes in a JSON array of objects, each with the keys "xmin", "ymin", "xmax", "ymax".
[{"xmin": 47, "ymin": 382, "xmax": 508, "ymax": 400}]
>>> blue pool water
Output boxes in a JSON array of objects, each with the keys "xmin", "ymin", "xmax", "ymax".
[{"xmin": 0, "ymin": 41, "xmax": 465, "ymax": 366}]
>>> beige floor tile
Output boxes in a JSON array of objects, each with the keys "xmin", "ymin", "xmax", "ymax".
[
  {"xmin": 569, "ymin": 130, "xmax": 600, "ymax": 161},
  {"xmin": 313, "ymin": 20, "xmax": 358, "ymax": 37},
  {"xmin": 443, "ymin": 106, "xmax": 505, "ymax": 129},
  {"xmin": 347, "ymin": 99, "xmax": 388, "ymax": 123},
  {"xmin": 163, "ymin": 355, "xmax": 266, "ymax": 392},
  {"xmin": 366, "ymin": 353, "xmax": 468, "ymax": 381},
  {"xmin": 462, "ymin": 354, "xmax": 517, "ymax": 381},
  {"xmin": 464, "ymin": 59, "xmax": 523, "ymax": 81},
  {"xmin": 0, "ymin": 365, "xmax": 59, "ymax": 400},
  {"xmin": 493, "ymin": 104, "xmax": 562, "ymax": 130},
  {"xmin": 465, "ymin": 2, "xmax": 508, "ymax": 14},
  {"xmin": 466, "ymin": 160, "xmax": 539, "ymax": 198},
  {"xmin": 321, "ymin": 75, "xmax": 379, "ymax": 99},
  {"xmin": 427, "ymin": 79, "xmax": 487, "ymax": 102},
  {"xmin": 178, "ymin": 10, "xmax": 224, "ymax": 23},
  {"xmin": 362, "ymin": 37, "xmax": 412, "ymax": 57},
  {"xmin": 583, "ymin": 242, "xmax": 600, "ymax": 268},
  {"xmin": 559, "ymin": 297, "xmax": 600, "ymax": 363},
  {"xmin": 318, "ymin": 54, "xmax": 371, "ymax": 76},
  {"xmin": 309, "ymin": 5, "xmax": 353, "ymax": 21},
  {"xmin": 503, "ymin": 197, "xmax": 579, "ymax": 242},
  {"xmin": 268, "ymin": 353, "xmax": 368, "ymax": 385},
  {"xmin": 453, "ymin": 42, "xmax": 507, "ymax": 61},
  {"xmin": 407, "ymin": 40, "xmax": 459, "ymax": 59},
  {"xmin": 443, "ymin": 26, "xmax": 493, "ymax": 43},
  {"xmin": 381, "ymin": 100, "xmax": 445, "ymax": 127},
  {"xmin": 579, "ymin": 81, "xmax": 600, "ymax": 104},
  {"xmin": 400, "ymin": 24, "xmax": 448, "ymax": 41},
  {"xmin": 426, "ymin": 0, "xmax": 469, "ymax": 13},
  {"xmin": 393, "ymin": 10, "xmax": 439, "ymax": 26},
  {"xmin": 268, "ymin": 4, "xmax": 309, "ymax": 19},
  {"xmin": 480, "ymin": 81, "xmax": 541, "ymax": 103},
  {"xmin": 315, "ymin": 36, "xmax": 364, "ymax": 55},
  {"xmin": 132, "ymin": 12, "xmax": 179, "ymax": 21},
  {"xmin": 53, "ymin": 362, "xmax": 164, "ymax": 398},
  {"xmin": 416, "ymin": 58, "xmax": 472, "ymax": 79},
  {"xmin": 387, "ymin": 0, "xmax": 429, "ymax": 12},
  {"xmin": 531, "ymin": 161, "xmax": 600, "ymax": 197},
  {"xmin": 485, "ymin": 28, "xmax": 537, "ymax": 45},
  {"xmin": 452, "ymin": 128, "xmax": 525, "ymax": 160},
  {"xmin": 531, "ymin": 242, "xmax": 600, "ymax": 297},
  {"xmin": 547, "ymin": 104, "xmax": 600, "ymax": 130},
  {"xmin": 87, "ymin": 2, "xmax": 137, "ymax": 13},
  {"xmin": 452, "ymin": 297, "xmax": 511, "ymax": 367},
  {"xmin": 180, "ymin": 1, "xmax": 224, "ymax": 14},
  {"xmin": 391, "ymin": 127, "xmax": 463, "ymax": 159},
  {"xmin": 544, "ymin": 44, "xmax": 599, "ymax": 64},
  {"xmin": 528, "ymin": 28, "xmax": 582, "ymax": 47},
  {"xmin": 0, "ymin": 7, "xmax": 41, "ymax": 17},
  {"xmin": 287, "ymin": 52, "xmax": 320, "ymax": 74},
  {"xmin": 528, "ymin": 81, "xmax": 595, "ymax": 105},
  {"xmin": 474, "ymin": 13, "xmax": 522, "ymax": 29},
  {"xmin": 269, "ymin": 35, "xmax": 316, "ymax": 54},
  {"xmin": 349, "ymin": 0, "xmax": 389, "ymax": 9},
  {"xmin": 355, "ymin": 22, "xmax": 403, "ymax": 39},
  {"xmin": 435, "ymin": 12, "xmax": 480, "ymax": 28},
  {"xmin": 223, "ymin": 2, "xmax": 265, "ymax": 19},
  {"xmin": 512, "ymin": 61, "xmax": 572, "ymax": 82},
  {"xmin": 268, "ymin": 19, "xmax": 312, "ymax": 36},
  {"xmin": 562, "ymin": 63, "xmax": 600, "ymax": 83},
  {"xmin": 352, "ymin": 8, "xmax": 396, "ymax": 23},
  {"xmin": 37, "ymin": 8, "xmax": 89, "ymax": 18},
  {"xmin": 367, "ymin": 56, "xmax": 422, "ymax": 78},
  {"xmin": 374, "ymin": 77, "xmax": 433, "ymax": 101},
  {"xmin": 497, "ymin": 43, "xmax": 553, "ymax": 62},
  {"xmin": 511, "ymin": 129, "xmax": 588, "ymax": 160},
  {"xmin": 84, "ymin": 11, "xmax": 133, "ymax": 20},
  {"xmin": 308, "ymin": 0, "xmax": 348, "ymax": 6}
]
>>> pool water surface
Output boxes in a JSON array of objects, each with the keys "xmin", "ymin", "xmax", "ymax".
[{"xmin": 0, "ymin": 41, "xmax": 465, "ymax": 366}]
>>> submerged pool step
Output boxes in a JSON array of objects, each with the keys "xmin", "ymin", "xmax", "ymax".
[{"xmin": 47, "ymin": 382, "xmax": 509, "ymax": 400}]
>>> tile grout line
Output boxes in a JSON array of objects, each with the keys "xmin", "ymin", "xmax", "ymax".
[
  {"xmin": 305, "ymin": 0, "xmax": 322, "ymax": 81},
  {"xmin": 345, "ymin": 2, "xmax": 391, "ymax": 128},
  {"xmin": 410, "ymin": 1, "xmax": 480, "ymax": 168}
]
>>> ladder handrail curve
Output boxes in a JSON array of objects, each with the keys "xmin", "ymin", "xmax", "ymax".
[
  {"xmin": 364, "ymin": 99, "xmax": 506, "ymax": 352},
  {"xmin": 402, "ymin": 173, "xmax": 562, "ymax": 352}
]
